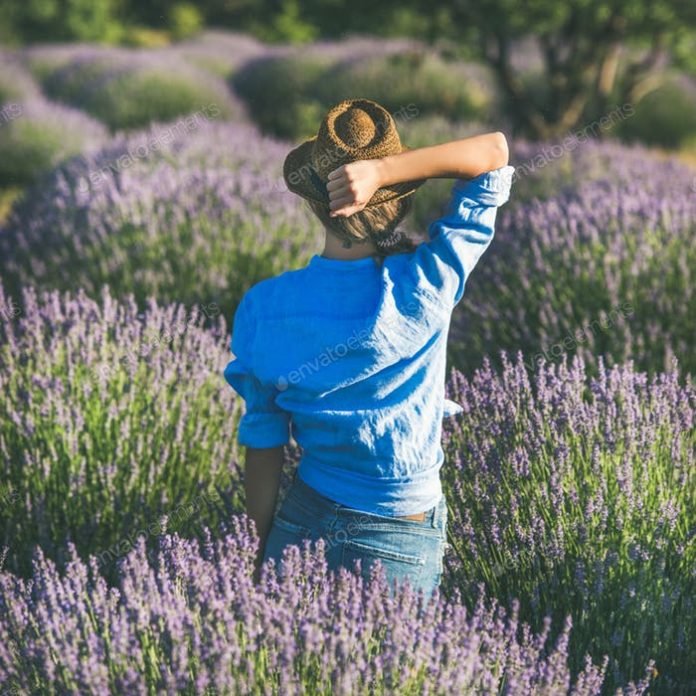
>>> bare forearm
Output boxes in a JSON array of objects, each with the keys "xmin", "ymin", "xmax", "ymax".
[
  {"xmin": 377, "ymin": 132, "xmax": 509, "ymax": 186},
  {"xmin": 244, "ymin": 446, "xmax": 284, "ymax": 553}
]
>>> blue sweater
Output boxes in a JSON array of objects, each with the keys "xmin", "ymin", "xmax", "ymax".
[{"xmin": 224, "ymin": 165, "xmax": 515, "ymax": 516}]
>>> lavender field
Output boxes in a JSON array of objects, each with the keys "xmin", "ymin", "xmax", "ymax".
[{"xmin": 0, "ymin": 31, "xmax": 695, "ymax": 696}]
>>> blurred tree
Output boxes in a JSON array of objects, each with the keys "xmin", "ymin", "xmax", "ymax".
[
  {"xmin": 672, "ymin": 30, "xmax": 696, "ymax": 74},
  {"xmin": 437, "ymin": 0, "xmax": 696, "ymax": 138},
  {"xmin": 247, "ymin": 0, "xmax": 318, "ymax": 43},
  {"xmin": 167, "ymin": 3, "xmax": 203, "ymax": 40},
  {"xmin": 1, "ymin": 0, "xmax": 122, "ymax": 43}
]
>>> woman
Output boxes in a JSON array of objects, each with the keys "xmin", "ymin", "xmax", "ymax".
[{"xmin": 224, "ymin": 98, "xmax": 514, "ymax": 602}]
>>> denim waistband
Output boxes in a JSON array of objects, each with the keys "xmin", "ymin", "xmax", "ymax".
[
  {"xmin": 291, "ymin": 469, "xmax": 342, "ymax": 511},
  {"xmin": 289, "ymin": 468, "xmax": 444, "ymax": 527}
]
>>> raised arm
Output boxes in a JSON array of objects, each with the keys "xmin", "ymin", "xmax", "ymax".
[
  {"xmin": 327, "ymin": 132, "xmax": 509, "ymax": 218},
  {"xmin": 379, "ymin": 131, "xmax": 509, "ymax": 184}
]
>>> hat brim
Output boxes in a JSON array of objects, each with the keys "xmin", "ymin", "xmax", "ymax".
[{"xmin": 283, "ymin": 138, "xmax": 426, "ymax": 208}]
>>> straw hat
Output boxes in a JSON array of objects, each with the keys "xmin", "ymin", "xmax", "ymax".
[{"xmin": 283, "ymin": 98, "xmax": 426, "ymax": 208}]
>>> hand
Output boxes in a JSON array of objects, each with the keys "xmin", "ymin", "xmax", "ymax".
[{"xmin": 327, "ymin": 160, "xmax": 384, "ymax": 218}]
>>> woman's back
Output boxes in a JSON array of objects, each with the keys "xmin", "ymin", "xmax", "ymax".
[{"xmin": 225, "ymin": 167, "xmax": 514, "ymax": 517}]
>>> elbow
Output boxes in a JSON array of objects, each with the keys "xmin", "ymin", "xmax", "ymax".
[{"xmin": 491, "ymin": 131, "xmax": 509, "ymax": 169}]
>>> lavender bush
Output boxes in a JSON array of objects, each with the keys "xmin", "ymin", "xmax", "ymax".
[
  {"xmin": 166, "ymin": 29, "xmax": 269, "ymax": 78},
  {"xmin": 398, "ymin": 129, "xmax": 678, "ymax": 245},
  {"xmin": 0, "ymin": 98, "xmax": 107, "ymax": 186},
  {"xmin": 448, "ymin": 141, "xmax": 696, "ymax": 376},
  {"xmin": 0, "ymin": 520, "xmax": 646, "ymax": 695},
  {"xmin": 232, "ymin": 38, "xmax": 494, "ymax": 140},
  {"xmin": 441, "ymin": 353, "xmax": 695, "ymax": 693},
  {"xmin": 507, "ymin": 137, "xmax": 687, "ymax": 202},
  {"xmin": 232, "ymin": 52, "xmax": 343, "ymax": 140},
  {"xmin": 0, "ymin": 283, "xmax": 246, "ymax": 579},
  {"xmin": 0, "ymin": 51, "xmax": 40, "ymax": 105},
  {"xmin": 0, "ymin": 120, "xmax": 321, "ymax": 316},
  {"xmin": 315, "ymin": 49, "xmax": 495, "ymax": 123},
  {"xmin": 39, "ymin": 48, "xmax": 241, "ymax": 131},
  {"xmin": 21, "ymin": 43, "xmax": 108, "ymax": 82},
  {"xmin": 0, "ymin": 277, "xmax": 689, "ymax": 691},
  {"xmin": 397, "ymin": 116, "xmax": 497, "ymax": 237}
]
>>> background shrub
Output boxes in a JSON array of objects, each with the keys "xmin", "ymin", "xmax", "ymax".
[
  {"xmin": 231, "ymin": 51, "xmax": 338, "ymax": 139},
  {"xmin": 0, "ymin": 52, "xmax": 40, "ymax": 104},
  {"xmin": 615, "ymin": 73, "xmax": 696, "ymax": 150},
  {"xmin": 230, "ymin": 37, "xmax": 495, "ymax": 141},
  {"xmin": 164, "ymin": 30, "xmax": 267, "ymax": 78},
  {"xmin": 40, "ymin": 50, "xmax": 241, "ymax": 131},
  {"xmin": 0, "ymin": 98, "xmax": 107, "ymax": 186},
  {"xmin": 315, "ymin": 49, "xmax": 495, "ymax": 124},
  {"xmin": 446, "ymin": 139, "xmax": 696, "ymax": 377},
  {"xmin": 0, "ymin": 121, "xmax": 321, "ymax": 318},
  {"xmin": 20, "ymin": 43, "xmax": 102, "ymax": 82}
]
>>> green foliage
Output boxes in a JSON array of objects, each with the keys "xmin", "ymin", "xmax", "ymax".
[
  {"xmin": 232, "ymin": 53, "xmax": 334, "ymax": 139},
  {"xmin": 315, "ymin": 51, "xmax": 495, "ymax": 123},
  {"xmin": 120, "ymin": 26, "xmax": 172, "ymax": 48},
  {"xmin": 0, "ymin": 101, "xmax": 107, "ymax": 187},
  {"xmin": 232, "ymin": 49, "xmax": 495, "ymax": 141},
  {"xmin": 0, "ymin": 284, "xmax": 243, "ymax": 580},
  {"xmin": 0, "ymin": 56, "xmax": 39, "ymax": 104},
  {"xmin": 4, "ymin": 0, "xmax": 122, "ymax": 43},
  {"xmin": 0, "ymin": 117, "xmax": 63, "ymax": 186},
  {"xmin": 615, "ymin": 74, "xmax": 696, "ymax": 149},
  {"xmin": 167, "ymin": 3, "xmax": 203, "ymax": 41},
  {"xmin": 248, "ymin": 0, "xmax": 319, "ymax": 44},
  {"xmin": 42, "ymin": 54, "xmax": 238, "ymax": 131},
  {"xmin": 80, "ymin": 69, "xmax": 230, "ymax": 131}
]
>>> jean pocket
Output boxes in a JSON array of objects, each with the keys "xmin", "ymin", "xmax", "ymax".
[
  {"xmin": 273, "ymin": 514, "xmax": 313, "ymax": 538},
  {"xmin": 342, "ymin": 506, "xmax": 441, "ymax": 538},
  {"xmin": 341, "ymin": 538, "xmax": 426, "ymax": 594},
  {"xmin": 262, "ymin": 511, "xmax": 315, "ymax": 571}
]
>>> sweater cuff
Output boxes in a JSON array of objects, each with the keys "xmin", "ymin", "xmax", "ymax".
[
  {"xmin": 238, "ymin": 412, "xmax": 291, "ymax": 448},
  {"xmin": 452, "ymin": 165, "xmax": 515, "ymax": 207}
]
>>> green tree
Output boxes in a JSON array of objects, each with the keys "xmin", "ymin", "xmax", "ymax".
[
  {"xmin": 2, "ymin": 0, "xmax": 122, "ymax": 43},
  {"xmin": 439, "ymin": 0, "xmax": 696, "ymax": 138}
]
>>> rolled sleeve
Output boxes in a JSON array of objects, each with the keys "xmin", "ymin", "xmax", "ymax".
[
  {"xmin": 224, "ymin": 296, "xmax": 291, "ymax": 448},
  {"xmin": 411, "ymin": 165, "xmax": 515, "ymax": 309}
]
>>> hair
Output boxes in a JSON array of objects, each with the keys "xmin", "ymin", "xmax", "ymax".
[{"xmin": 306, "ymin": 195, "xmax": 417, "ymax": 260}]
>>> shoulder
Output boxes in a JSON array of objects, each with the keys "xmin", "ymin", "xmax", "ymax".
[{"xmin": 244, "ymin": 266, "xmax": 305, "ymax": 318}]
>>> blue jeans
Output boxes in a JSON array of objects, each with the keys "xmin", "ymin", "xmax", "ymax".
[{"xmin": 262, "ymin": 469, "xmax": 449, "ymax": 602}]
